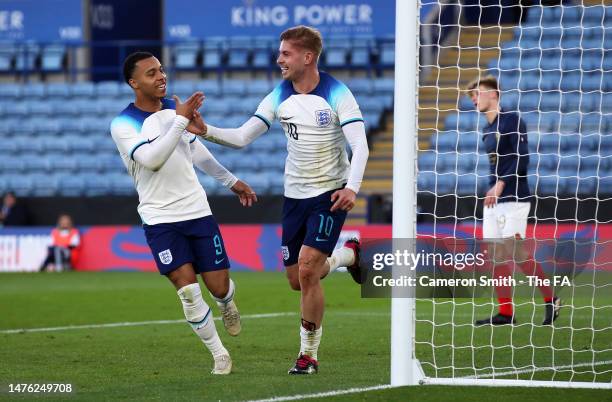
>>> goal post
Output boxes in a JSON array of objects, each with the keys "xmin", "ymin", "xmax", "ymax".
[{"xmin": 391, "ymin": 0, "xmax": 612, "ymax": 390}]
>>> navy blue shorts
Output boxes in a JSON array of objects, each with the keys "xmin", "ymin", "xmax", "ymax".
[
  {"xmin": 143, "ymin": 215, "xmax": 230, "ymax": 275},
  {"xmin": 281, "ymin": 188, "xmax": 348, "ymax": 267}
]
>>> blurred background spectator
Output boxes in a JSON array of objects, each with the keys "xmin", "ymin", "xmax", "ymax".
[
  {"xmin": 39, "ymin": 214, "xmax": 81, "ymax": 272},
  {"xmin": 0, "ymin": 192, "xmax": 30, "ymax": 226}
]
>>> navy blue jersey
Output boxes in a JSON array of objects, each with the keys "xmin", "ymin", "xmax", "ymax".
[{"xmin": 481, "ymin": 109, "xmax": 531, "ymax": 202}]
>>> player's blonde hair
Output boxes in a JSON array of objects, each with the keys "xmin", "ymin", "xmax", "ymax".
[
  {"xmin": 280, "ymin": 25, "xmax": 323, "ymax": 60},
  {"xmin": 466, "ymin": 75, "xmax": 500, "ymax": 99}
]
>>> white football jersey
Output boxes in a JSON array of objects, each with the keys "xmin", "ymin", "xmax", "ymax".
[
  {"xmin": 110, "ymin": 100, "xmax": 212, "ymax": 224},
  {"xmin": 254, "ymin": 72, "xmax": 364, "ymax": 199}
]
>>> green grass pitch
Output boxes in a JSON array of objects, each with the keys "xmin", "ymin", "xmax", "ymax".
[{"xmin": 0, "ymin": 272, "xmax": 609, "ymax": 401}]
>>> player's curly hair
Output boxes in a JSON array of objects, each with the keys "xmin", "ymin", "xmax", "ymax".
[
  {"xmin": 122, "ymin": 51, "xmax": 155, "ymax": 86},
  {"xmin": 280, "ymin": 25, "xmax": 323, "ymax": 60}
]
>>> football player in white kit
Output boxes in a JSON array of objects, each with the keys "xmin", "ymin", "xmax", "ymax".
[
  {"xmin": 110, "ymin": 52, "xmax": 258, "ymax": 375},
  {"xmin": 189, "ymin": 26, "xmax": 370, "ymax": 374}
]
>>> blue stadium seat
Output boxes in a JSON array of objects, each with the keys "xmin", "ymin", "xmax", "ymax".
[
  {"xmin": 7, "ymin": 175, "xmax": 33, "ymax": 196},
  {"xmin": 76, "ymin": 158, "xmax": 102, "ymax": 173},
  {"xmin": 70, "ymin": 82, "xmax": 95, "ymax": 98},
  {"xmin": 96, "ymin": 81, "xmax": 120, "ymax": 98},
  {"xmin": 67, "ymin": 136, "xmax": 95, "ymax": 153},
  {"xmin": 252, "ymin": 36, "xmax": 274, "ymax": 69},
  {"xmin": 18, "ymin": 153, "xmax": 48, "ymax": 172},
  {"xmin": 15, "ymin": 42, "xmax": 39, "ymax": 72},
  {"xmin": 372, "ymin": 78, "xmax": 394, "ymax": 95},
  {"xmin": 30, "ymin": 173, "xmax": 58, "ymax": 196},
  {"xmin": 599, "ymin": 176, "xmax": 612, "ymax": 194},
  {"xmin": 457, "ymin": 132, "xmax": 479, "ymax": 152},
  {"xmin": 348, "ymin": 79, "xmax": 373, "ymax": 96},
  {"xmin": 457, "ymin": 174, "xmax": 480, "ymax": 195},
  {"xmin": 203, "ymin": 36, "xmax": 226, "ymax": 69},
  {"xmin": 417, "ymin": 171, "xmax": 436, "ymax": 193},
  {"xmin": 98, "ymin": 154, "xmax": 125, "ymax": 174},
  {"xmin": 223, "ymin": 80, "xmax": 247, "ymax": 97},
  {"xmin": 46, "ymin": 83, "xmax": 70, "ymax": 98},
  {"xmin": 233, "ymin": 155, "xmax": 261, "ymax": 171},
  {"xmin": 169, "ymin": 80, "xmax": 195, "ymax": 99},
  {"xmin": 237, "ymin": 172, "xmax": 270, "ymax": 194},
  {"xmin": 48, "ymin": 154, "xmax": 77, "ymax": 173},
  {"xmin": 432, "ymin": 130, "xmax": 458, "ymax": 152},
  {"xmin": 22, "ymin": 83, "xmax": 46, "ymax": 98},
  {"xmin": 351, "ymin": 42, "xmax": 371, "ymax": 68},
  {"xmin": 195, "ymin": 79, "xmax": 222, "ymax": 96},
  {"xmin": 435, "ymin": 173, "xmax": 457, "ymax": 194},
  {"xmin": 0, "ymin": 41, "xmax": 15, "ymax": 72},
  {"xmin": 58, "ymin": 175, "xmax": 85, "ymax": 196},
  {"xmin": 197, "ymin": 174, "xmax": 220, "ymax": 195},
  {"xmin": 82, "ymin": 173, "xmax": 111, "ymax": 196},
  {"xmin": 4, "ymin": 102, "xmax": 28, "ymax": 117},
  {"xmin": 379, "ymin": 39, "xmax": 395, "ymax": 66},
  {"xmin": 417, "ymin": 151, "xmax": 437, "ymax": 172},
  {"xmin": 41, "ymin": 44, "xmax": 66, "ymax": 71},
  {"xmin": 559, "ymin": 114, "xmax": 581, "ymax": 134},
  {"xmin": 109, "ymin": 173, "xmax": 135, "ymax": 195},
  {"xmin": 228, "ymin": 36, "xmax": 251, "ymax": 68},
  {"xmin": 0, "ymin": 84, "xmax": 21, "ymax": 98},
  {"xmin": 246, "ymin": 80, "xmax": 272, "ymax": 97},
  {"xmin": 174, "ymin": 41, "xmax": 200, "ymax": 70},
  {"xmin": 536, "ymin": 175, "xmax": 564, "ymax": 195},
  {"xmin": 537, "ymin": 134, "xmax": 561, "ymax": 153},
  {"xmin": 29, "ymin": 102, "xmax": 53, "ymax": 117},
  {"xmin": 0, "ymin": 139, "xmax": 18, "ymax": 156}
]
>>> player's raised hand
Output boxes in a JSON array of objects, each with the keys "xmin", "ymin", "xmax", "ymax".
[
  {"xmin": 173, "ymin": 91, "xmax": 204, "ymax": 119},
  {"xmin": 187, "ymin": 110, "xmax": 207, "ymax": 136},
  {"xmin": 330, "ymin": 188, "xmax": 356, "ymax": 212},
  {"xmin": 230, "ymin": 180, "xmax": 258, "ymax": 207}
]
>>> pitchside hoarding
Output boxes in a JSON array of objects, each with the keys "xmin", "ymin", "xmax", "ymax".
[
  {"xmin": 164, "ymin": 0, "xmax": 395, "ymax": 39},
  {"xmin": 0, "ymin": 0, "xmax": 82, "ymax": 41},
  {"xmin": 1, "ymin": 224, "xmax": 610, "ymax": 273}
]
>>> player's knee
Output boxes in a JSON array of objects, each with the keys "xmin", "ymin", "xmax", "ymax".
[
  {"xmin": 298, "ymin": 258, "xmax": 320, "ymax": 285},
  {"xmin": 288, "ymin": 277, "xmax": 301, "ymax": 291},
  {"xmin": 208, "ymin": 283, "xmax": 229, "ymax": 299}
]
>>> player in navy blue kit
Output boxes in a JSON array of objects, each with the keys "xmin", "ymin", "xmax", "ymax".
[
  {"xmin": 467, "ymin": 75, "xmax": 561, "ymax": 326},
  {"xmin": 111, "ymin": 52, "xmax": 258, "ymax": 374}
]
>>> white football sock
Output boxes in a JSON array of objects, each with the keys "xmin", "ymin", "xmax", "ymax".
[
  {"xmin": 210, "ymin": 278, "xmax": 236, "ymax": 312},
  {"xmin": 178, "ymin": 283, "xmax": 228, "ymax": 358},
  {"xmin": 300, "ymin": 325, "xmax": 323, "ymax": 360},
  {"xmin": 327, "ymin": 247, "xmax": 356, "ymax": 273}
]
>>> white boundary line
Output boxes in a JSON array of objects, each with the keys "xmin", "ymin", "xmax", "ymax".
[
  {"xmin": 245, "ymin": 360, "xmax": 612, "ymax": 402},
  {"xmin": 0, "ymin": 312, "xmax": 296, "ymax": 334},
  {"xmin": 244, "ymin": 384, "xmax": 393, "ymax": 402}
]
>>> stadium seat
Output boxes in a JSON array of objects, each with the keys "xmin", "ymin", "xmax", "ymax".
[
  {"xmin": 46, "ymin": 83, "xmax": 70, "ymax": 98},
  {"xmin": 7, "ymin": 175, "xmax": 33, "ymax": 196},
  {"xmin": 41, "ymin": 44, "xmax": 66, "ymax": 71},
  {"xmin": 22, "ymin": 83, "xmax": 46, "ymax": 98},
  {"xmin": 228, "ymin": 36, "xmax": 251, "ymax": 68},
  {"xmin": 108, "ymin": 173, "xmax": 135, "ymax": 196},
  {"xmin": 0, "ymin": 84, "xmax": 21, "ymax": 98},
  {"xmin": 71, "ymin": 82, "xmax": 96, "ymax": 98},
  {"xmin": 15, "ymin": 42, "xmax": 40, "ymax": 72},
  {"xmin": 174, "ymin": 41, "xmax": 200, "ymax": 70},
  {"xmin": 30, "ymin": 173, "xmax": 58, "ymax": 196},
  {"xmin": 82, "ymin": 173, "xmax": 111, "ymax": 196},
  {"xmin": 456, "ymin": 174, "xmax": 480, "ymax": 195},
  {"xmin": 252, "ymin": 36, "xmax": 274, "ymax": 69},
  {"xmin": 246, "ymin": 80, "xmax": 272, "ymax": 97},
  {"xmin": 96, "ymin": 81, "xmax": 120, "ymax": 97},
  {"xmin": 0, "ymin": 41, "xmax": 15, "ymax": 72},
  {"xmin": 223, "ymin": 80, "xmax": 247, "ymax": 97},
  {"xmin": 203, "ymin": 36, "xmax": 226, "ymax": 69},
  {"xmin": 58, "ymin": 175, "xmax": 85, "ymax": 196},
  {"xmin": 418, "ymin": 151, "xmax": 437, "ymax": 172}
]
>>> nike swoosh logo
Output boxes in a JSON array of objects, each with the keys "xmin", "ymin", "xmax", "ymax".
[
  {"xmin": 315, "ymin": 237, "xmax": 328, "ymax": 242},
  {"xmin": 280, "ymin": 116, "xmax": 294, "ymax": 121},
  {"xmin": 215, "ymin": 258, "xmax": 225, "ymax": 264}
]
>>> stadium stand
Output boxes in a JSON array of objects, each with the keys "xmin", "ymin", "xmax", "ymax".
[
  {"xmin": 420, "ymin": 4, "xmax": 612, "ymax": 197},
  {"xmin": 0, "ymin": 78, "xmax": 390, "ymax": 197}
]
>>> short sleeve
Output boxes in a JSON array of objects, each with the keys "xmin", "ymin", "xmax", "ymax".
[
  {"xmin": 335, "ymin": 85, "xmax": 364, "ymax": 128},
  {"xmin": 253, "ymin": 92, "xmax": 275, "ymax": 130},
  {"xmin": 111, "ymin": 115, "xmax": 157, "ymax": 160}
]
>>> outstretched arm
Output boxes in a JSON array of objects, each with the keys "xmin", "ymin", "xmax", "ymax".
[
  {"xmin": 190, "ymin": 138, "xmax": 238, "ymax": 188},
  {"xmin": 188, "ymin": 111, "xmax": 269, "ymax": 149}
]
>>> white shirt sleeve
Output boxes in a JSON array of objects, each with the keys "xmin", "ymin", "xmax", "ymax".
[
  {"xmin": 190, "ymin": 138, "xmax": 238, "ymax": 188},
  {"xmin": 111, "ymin": 114, "xmax": 189, "ymax": 171},
  {"xmin": 203, "ymin": 116, "xmax": 269, "ymax": 149},
  {"xmin": 342, "ymin": 121, "xmax": 369, "ymax": 194},
  {"xmin": 335, "ymin": 85, "xmax": 364, "ymax": 128}
]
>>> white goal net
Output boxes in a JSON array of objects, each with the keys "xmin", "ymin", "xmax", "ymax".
[{"xmin": 400, "ymin": 0, "xmax": 612, "ymax": 388}]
